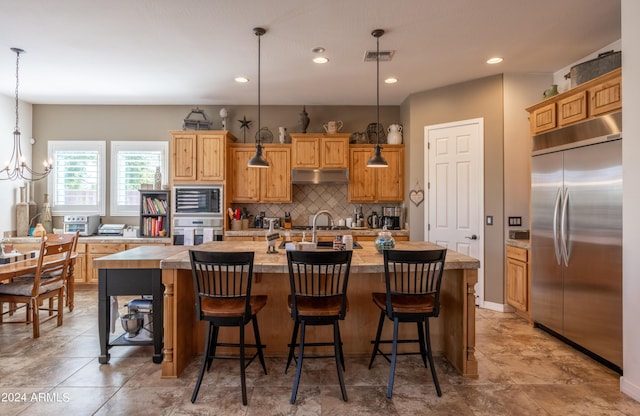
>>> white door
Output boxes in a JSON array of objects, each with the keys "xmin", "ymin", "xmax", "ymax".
[{"xmin": 425, "ymin": 118, "xmax": 484, "ymax": 305}]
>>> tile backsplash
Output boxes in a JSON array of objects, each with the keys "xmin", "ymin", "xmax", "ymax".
[{"xmin": 230, "ymin": 184, "xmax": 402, "ymax": 227}]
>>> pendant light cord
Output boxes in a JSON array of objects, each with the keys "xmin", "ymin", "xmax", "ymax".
[{"xmin": 14, "ymin": 48, "xmax": 21, "ymax": 132}]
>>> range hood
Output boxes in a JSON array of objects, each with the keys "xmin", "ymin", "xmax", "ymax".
[{"xmin": 291, "ymin": 169, "xmax": 349, "ymax": 184}]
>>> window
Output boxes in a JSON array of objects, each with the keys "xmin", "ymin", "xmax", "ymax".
[
  {"xmin": 110, "ymin": 141, "xmax": 168, "ymax": 216},
  {"xmin": 48, "ymin": 141, "xmax": 106, "ymax": 216}
]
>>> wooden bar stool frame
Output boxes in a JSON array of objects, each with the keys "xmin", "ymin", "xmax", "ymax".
[{"xmin": 368, "ymin": 248, "xmax": 447, "ymax": 398}]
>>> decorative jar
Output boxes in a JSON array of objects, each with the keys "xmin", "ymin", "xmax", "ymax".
[{"xmin": 374, "ymin": 226, "xmax": 395, "ymax": 253}]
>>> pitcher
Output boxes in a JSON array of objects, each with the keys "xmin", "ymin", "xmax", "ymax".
[
  {"xmin": 387, "ymin": 124, "xmax": 403, "ymax": 144},
  {"xmin": 323, "ymin": 120, "xmax": 343, "ymax": 134}
]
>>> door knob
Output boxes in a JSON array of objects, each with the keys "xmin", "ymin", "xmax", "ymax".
[{"xmin": 465, "ymin": 234, "xmax": 478, "ymax": 240}]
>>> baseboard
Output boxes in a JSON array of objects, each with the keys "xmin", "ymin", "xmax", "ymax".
[
  {"xmin": 621, "ymin": 377, "xmax": 640, "ymax": 403},
  {"xmin": 480, "ymin": 301, "xmax": 514, "ymax": 313}
]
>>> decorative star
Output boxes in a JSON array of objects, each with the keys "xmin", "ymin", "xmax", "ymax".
[{"xmin": 238, "ymin": 115, "xmax": 252, "ymax": 142}]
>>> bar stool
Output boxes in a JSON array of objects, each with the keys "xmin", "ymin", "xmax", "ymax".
[
  {"xmin": 285, "ymin": 250, "xmax": 352, "ymax": 404},
  {"xmin": 189, "ymin": 250, "xmax": 268, "ymax": 405},
  {"xmin": 368, "ymin": 248, "xmax": 447, "ymax": 398}
]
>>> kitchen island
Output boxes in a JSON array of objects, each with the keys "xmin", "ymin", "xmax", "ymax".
[{"xmin": 95, "ymin": 241, "xmax": 480, "ymax": 380}]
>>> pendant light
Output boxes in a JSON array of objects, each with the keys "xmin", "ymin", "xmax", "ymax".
[
  {"xmin": 367, "ymin": 29, "xmax": 388, "ymax": 168},
  {"xmin": 1, "ymin": 48, "xmax": 53, "ymax": 181},
  {"xmin": 247, "ymin": 27, "xmax": 270, "ymax": 168}
]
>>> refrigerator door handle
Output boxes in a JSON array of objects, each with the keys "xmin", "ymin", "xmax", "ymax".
[
  {"xmin": 552, "ymin": 187, "xmax": 563, "ymax": 265},
  {"xmin": 560, "ymin": 187, "xmax": 570, "ymax": 266}
]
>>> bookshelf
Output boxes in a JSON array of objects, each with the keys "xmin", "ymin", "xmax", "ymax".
[{"xmin": 139, "ymin": 190, "xmax": 170, "ymax": 237}]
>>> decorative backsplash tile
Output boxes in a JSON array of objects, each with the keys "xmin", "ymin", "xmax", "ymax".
[{"xmin": 231, "ymin": 184, "xmax": 401, "ymax": 227}]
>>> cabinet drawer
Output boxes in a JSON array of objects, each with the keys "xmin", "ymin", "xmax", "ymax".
[
  {"xmin": 506, "ymin": 245, "xmax": 528, "ymax": 262},
  {"xmin": 88, "ymin": 243, "xmax": 126, "ymax": 254}
]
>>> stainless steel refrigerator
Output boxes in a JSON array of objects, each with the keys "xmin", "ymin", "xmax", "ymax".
[{"xmin": 531, "ymin": 112, "xmax": 622, "ymax": 372}]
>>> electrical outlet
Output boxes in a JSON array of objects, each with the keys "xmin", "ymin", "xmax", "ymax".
[
  {"xmin": 508, "ymin": 216, "xmax": 522, "ymax": 226},
  {"xmin": 3, "ymin": 231, "xmax": 12, "ymax": 239}
]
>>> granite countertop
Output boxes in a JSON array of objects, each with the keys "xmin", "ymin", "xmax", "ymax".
[
  {"xmin": 158, "ymin": 240, "xmax": 480, "ymax": 274},
  {"xmin": 225, "ymin": 227, "xmax": 409, "ymax": 238},
  {"xmin": 506, "ymin": 238, "xmax": 531, "ymax": 249},
  {"xmin": 7, "ymin": 236, "xmax": 172, "ymax": 245}
]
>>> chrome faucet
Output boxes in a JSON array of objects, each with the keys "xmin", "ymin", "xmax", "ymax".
[{"xmin": 312, "ymin": 210, "xmax": 334, "ymax": 244}]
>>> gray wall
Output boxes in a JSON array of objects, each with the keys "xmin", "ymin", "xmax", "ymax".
[
  {"xmin": 30, "ymin": 104, "xmax": 399, "ymax": 227},
  {"xmin": 400, "ymin": 74, "xmax": 505, "ymax": 305}
]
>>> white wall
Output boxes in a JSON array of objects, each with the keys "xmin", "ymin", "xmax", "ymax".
[
  {"xmin": 0, "ymin": 95, "xmax": 32, "ymax": 237},
  {"xmin": 621, "ymin": 0, "xmax": 640, "ymax": 402}
]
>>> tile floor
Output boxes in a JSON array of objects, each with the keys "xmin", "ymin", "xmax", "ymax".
[{"xmin": 1, "ymin": 288, "xmax": 639, "ymax": 415}]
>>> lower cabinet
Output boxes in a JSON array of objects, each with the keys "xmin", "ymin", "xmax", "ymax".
[
  {"xmin": 87, "ymin": 244, "xmax": 126, "ymax": 283},
  {"xmin": 506, "ymin": 244, "xmax": 529, "ymax": 318}
]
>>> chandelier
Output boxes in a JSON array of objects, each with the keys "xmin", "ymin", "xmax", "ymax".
[{"xmin": 1, "ymin": 48, "xmax": 53, "ymax": 181}]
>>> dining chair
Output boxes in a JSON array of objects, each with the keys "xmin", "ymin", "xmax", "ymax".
[
  {"xmin": 285, "ymin": 250, "xmax": 352, "ymax": 404},
  {"xmin": 0, "ymin": 236, "xmax": 74, "ymax": 338},
  {"xmin": 189, "ymin": 250, "xmax": 268, "ymax": 406},
  {"xmin": 45, "ymin": 231, "xmax": 80, "ymax": 311},
  {"xmin": 368, "ymin": 248, "xmax": 447, "ymax": 398}
]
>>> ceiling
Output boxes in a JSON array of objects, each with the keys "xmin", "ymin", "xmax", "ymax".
[{"xmin": 0, "ymin": 0, "xmax": 621, "ymax": 106}]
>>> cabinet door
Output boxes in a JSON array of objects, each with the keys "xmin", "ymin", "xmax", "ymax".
[
  {"xmin": 557, "ymin": 91, "xmax": 587, "ymax": 126},
  {"xmin": 229, "ymin": 147, "xmax": 260, "ymax": 202},
  {"xmin": 376, "ymin": 146, "xmax": 404, "ymax": 202},
  {"xmin": 197, "ymin": 134, "xmax": 225, "ymax": 181},
  {"xmin": 261, "ymin": 146, "xmax": 291, "ymax": 202},
  {"xmin": 506, "ymin": 257, "xmax": 528, "ymax": 312},
  {"xmin": 589, "ymin": 74, "xmax": 622, "ymax": 116},
  {"xmin": 171, "ymin": 133, "xmax": 197, "ymax": 181},
  {"xmin": 349, "ymin": 147, "xmax": 376, "ymax": 202},
  {"xmin": 321, "ymin": 137, "xmax": 349, "ymax": 168},
  {"xmin": 529, "ymin": 102, "xmax": 556, "ymax": 135},
  {"xmin": 291, "ymin": 137, "xmax": 320, "ymax": 168}
]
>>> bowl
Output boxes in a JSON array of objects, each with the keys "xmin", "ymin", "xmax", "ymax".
[{"xmin": 120, "ymin": 313, "xmax": 144, "ymax": 336}]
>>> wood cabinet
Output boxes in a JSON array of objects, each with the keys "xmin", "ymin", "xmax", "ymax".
[
  {"xmin": 170, "ymin": 130, "xmax": 236, "ymax": 183},
  {"xmin": 526, "ymin": 68, "xmax": 621, "ymax": 135},
  {"xmin": 557, "ymin": 91, "xmax": 587, "ymax": 126},
  {"xmin": 228, "ymin": 144, "xmax": 291, "ymax": 203},
  {"xmin": 506, "ymin": 244, "xmax": 529, "ymax": 318},
  {"xmin": 589, "ymin": 73, "xmax": 622, "ymax": 116},
  {"xmin": 74, "ymin": 243, "xmax": 86, "ymax": 283},
  {"xmin": 290, "ymin": 134, "xmax": 349, "ymax": 169},
  {"xmin": 349, "ymin": 144, "xmax": 404, "ymax": 202},
  {"xmin": 87, "ymin": 243, "xmax": 126, "ymax": 283}
]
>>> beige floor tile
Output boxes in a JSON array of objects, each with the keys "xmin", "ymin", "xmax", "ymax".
[{"xmin": 1, "ymin": 289, "xmax": 640, "ymax": 416}]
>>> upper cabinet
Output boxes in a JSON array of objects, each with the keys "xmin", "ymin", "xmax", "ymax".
[
  {"xmin": 170, "ymin": 131, "xmax": 237, "ymax": 184},
  {"xmin": 349, "ymin": 144, "xmax": 404, "ymax": 202},
  {"xmin": 526, "ymin": 68, "xmax": 621, "ymax": 135},
  {"xmin": 228, "ymin": 144, "xmax": 291, "ymax": 203},
  {"xmin": 290, "ymin": 134, "xmax": 349, "ymax": 169}
]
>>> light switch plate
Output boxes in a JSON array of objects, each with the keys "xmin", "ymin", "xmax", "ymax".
[{"xmin": 486, "ymin": 216, "xmax": 493, "ymax": 226}]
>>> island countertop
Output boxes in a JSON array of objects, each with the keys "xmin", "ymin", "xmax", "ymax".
[
  {"xmin": 95, "ymin": 241, "xmax": 480, "ymax": 379},
  {"xmin": 159, "ymin": 240, "xmax": 480, "ymax": 273}
]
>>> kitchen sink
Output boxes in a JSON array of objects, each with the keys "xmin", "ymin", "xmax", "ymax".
[{"xmin": 278, "ymin": 240, "xmax": 363, "ymax": 249}]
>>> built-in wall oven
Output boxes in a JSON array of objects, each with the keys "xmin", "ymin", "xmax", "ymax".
[{"xmin": 172, "ymin": 185, "xmax": 224, "ymax": 245}]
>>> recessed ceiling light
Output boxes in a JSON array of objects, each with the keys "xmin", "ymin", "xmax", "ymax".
[
  {"xmin": 312, "ymin": 47, "xmax": 326, "ymax": 54},
  {"xmin": 235, "ymin": 76, "xmax": 249, "ymax": 83},
  {"xmin": 385, "ymin": 77, "xmax": 398, "ymax": 84},
  {"xmin": 313, "ymin": 56, "xmax": 329, "ymax": 64},
  {"xmin": 486, "ymin": 57, "xmax": 503, "ymax": 64}
]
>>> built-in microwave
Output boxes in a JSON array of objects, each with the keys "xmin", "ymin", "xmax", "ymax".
[{"xmin": 173, "ymin": 185, "xmax": 223, "ymax": 217}]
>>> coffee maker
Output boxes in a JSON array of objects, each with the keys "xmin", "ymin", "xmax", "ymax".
[{"xmin": 382, "ymin": 206, "xmax": 401, "ymax": 230}]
